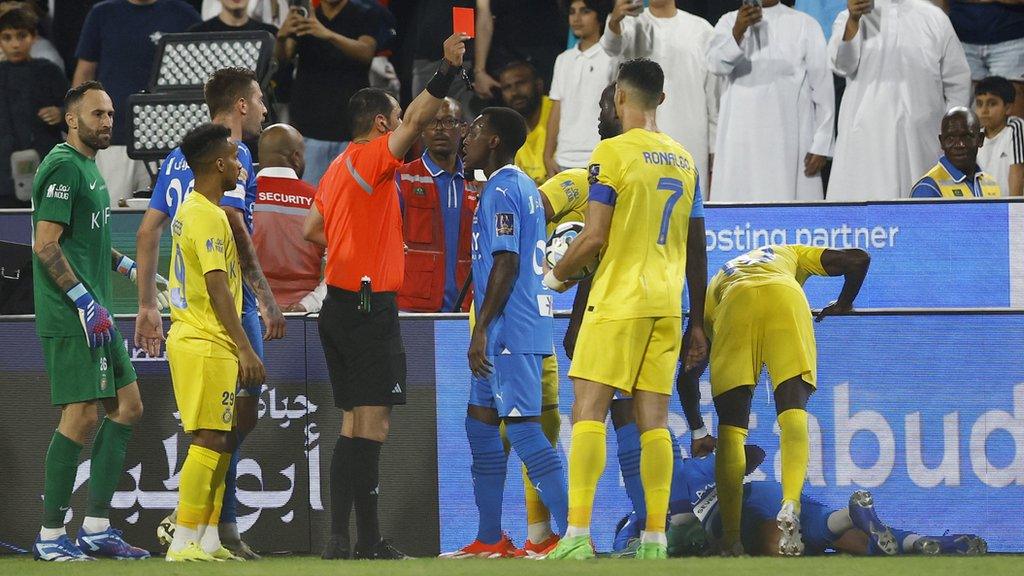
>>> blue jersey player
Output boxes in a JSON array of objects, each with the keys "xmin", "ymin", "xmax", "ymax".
[
  {"xmin": 439, "ymin": 108, "xmax": 568, "ymax": 559},
  {"xmin": 133, "ymin": 68, "xmax": 284, "ymax": 559},
  {"xmin": 613, "ymin": 449, "xmax": 988, "ymax": 557}
]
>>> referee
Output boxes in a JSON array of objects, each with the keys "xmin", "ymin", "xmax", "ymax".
[{"xmin": 304, "ymin": 33, "xmax": 468, "ymax": 560}]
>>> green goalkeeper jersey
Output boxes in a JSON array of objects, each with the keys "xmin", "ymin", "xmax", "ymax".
[{"xmin": 31, "ymin": 143, "xmax": 113, "ymax": 337}]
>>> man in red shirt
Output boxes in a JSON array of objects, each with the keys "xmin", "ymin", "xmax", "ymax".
[
  {"xmin": 253, "ymin": 124, "xmax": 326, "ymax": 313},
  {"xmin": 304, "ymin": 32, "xmax": 468, "ymax": 560},
  {"xmin": 396, "ymin": 97, "xmax": 478, "ymax": 312}
]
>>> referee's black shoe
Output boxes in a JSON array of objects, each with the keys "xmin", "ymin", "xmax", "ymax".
[
  {"xmin": 353, "ymin": 538, "xmax": 410, "ymax": 560},
  {"xmin": 321, "ymin": 533, "xmax": 351, "ymax": 560}
]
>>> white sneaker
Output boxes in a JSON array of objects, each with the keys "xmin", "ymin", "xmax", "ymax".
[{"xmin": 776, "ymin": 501, "xmax": 804, "ymax": 556}]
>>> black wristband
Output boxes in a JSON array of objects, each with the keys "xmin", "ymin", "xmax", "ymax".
[{"xmin": 426, "ymin": 60, "xmax": 459, "ymax": 99}]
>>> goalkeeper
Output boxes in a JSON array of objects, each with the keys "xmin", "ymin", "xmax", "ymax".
[{"xmin": 30, "ymin": 81, "xmax": 165, "ymax": 561}]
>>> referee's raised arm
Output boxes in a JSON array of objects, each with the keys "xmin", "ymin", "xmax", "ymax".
[{"xmin": 387, "ymin": 34, "xmax": 469, "ymax": 159}]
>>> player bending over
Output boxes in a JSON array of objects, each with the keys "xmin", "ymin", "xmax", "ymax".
[
  {"xmin": 708, "ymin": 244, "xmax": 870, "ymax": 556},
  {"xmin": 164, "ymin": 123, "xmax": 265, "ymax": 561},
  {"xmin": 441, "ymin": 107, "xmax": 570, "ymax": 559}
]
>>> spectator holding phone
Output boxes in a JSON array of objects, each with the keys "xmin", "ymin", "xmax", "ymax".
[
  {"xmin": 708, "ymin": 0, "xmax": 834, "ymax": 201},
  {"xmin": 827, "ymin": 0, "xmax": 970, "ymax": 200},
  {"xmin": 601, "ymin": 0, "xmax": 719, "ymax": 193},
  {"xmin": 277, "ymin": 0, "xmax": 380, "ymax": 188}
]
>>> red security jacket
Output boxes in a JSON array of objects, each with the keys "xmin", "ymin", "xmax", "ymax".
[{"xmin": 396, "ymin": 156, "xmax": 478, "ymax": 312}]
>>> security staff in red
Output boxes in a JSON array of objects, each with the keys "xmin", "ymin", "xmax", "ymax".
[
  {"xmin": 303, "ymin": 33, "xmax": 469, "ymax": 561},
  {"xmin": 397, "ymin": 97, "xmax": 478, "ymax": 312}
]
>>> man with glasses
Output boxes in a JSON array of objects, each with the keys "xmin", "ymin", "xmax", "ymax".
[
  {"xmin": 911, "ymin": 107, "xmax": 1000, "ymax": 198},
  {"xmin": 396, "ymin": 97, "xmax": 479, "ymax": 312}
]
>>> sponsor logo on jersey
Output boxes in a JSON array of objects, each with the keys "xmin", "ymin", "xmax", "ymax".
[
  {"xmin": 46, "ymin": 183, "xmax": 71, "ymax": 200},
  {"xmin": 495, "ymin": 213, "xmax": 514, "ymax": 236}
]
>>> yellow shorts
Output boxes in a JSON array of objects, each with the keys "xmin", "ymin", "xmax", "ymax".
[
  {"xmin": 569, "ymin": 315, "xmax": 681, "ymax": 395},
  {"xmin": 541, "ymin": 354, "xmax": 559, "ymax": 408},
  {"xmin": 709, "ymin": 283, "xmax": 817, "ymax": 397},
  {"xmin": 167, "ymin": 335, "xmax": 238, "ymax": 433}
]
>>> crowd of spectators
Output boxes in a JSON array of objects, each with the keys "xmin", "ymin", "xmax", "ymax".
[{"xmin": 2, "ymin": 0, "xmax": 1023, "ymax": 275}]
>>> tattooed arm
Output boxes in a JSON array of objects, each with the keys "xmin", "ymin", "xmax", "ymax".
[
  {"xmin": 223, "ymin": 206, "xmax": 286, "ymax": 340},
  {"xmin": 33, "ymin": 221, "xmax": 80, "ymax": 291}
]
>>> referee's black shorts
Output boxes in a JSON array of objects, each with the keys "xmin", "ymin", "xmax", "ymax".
[{"xmin": 318, "ymin": 286, "xmax": 407, "ymax": 411}]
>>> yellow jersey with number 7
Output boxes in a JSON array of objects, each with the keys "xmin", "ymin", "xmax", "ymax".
[{"xmin": 584, "ymin": 128, "xmax": 703, "ymax": 320}]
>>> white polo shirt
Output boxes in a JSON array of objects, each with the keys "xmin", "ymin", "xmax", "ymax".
[
  {"xmin": 978, "ymin": 116, "xmax": 1024, "ymax": 196},
  {"xmin": 549, "ymin": 41, "xmax": 616, "ymax": 168}
]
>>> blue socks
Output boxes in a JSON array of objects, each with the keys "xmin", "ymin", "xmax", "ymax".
[
  {"xmin": 466, "ymin": 416, "xmax": 507, "ymax": 544},
  {"xmin": 506, "ymin": 421, "xmax": 568, "ymax": 535},
  {"xmin": 220, "ymin": 437, "xmax": 244, "ymax": 524},
  {"xmin": 615, "ymin": 423, "xmax": 646, "ymax": 521},
  {"xmin": 891, "ymin": 527, "xmax": 917, "ymax": 554},
  {"xmin": 668, "ymin": 432, "xmax": 692, "ymax": 515}
]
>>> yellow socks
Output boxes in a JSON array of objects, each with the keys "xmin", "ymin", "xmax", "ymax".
[
  {"xmin": 777, "ymin": 408, "xmax": 809, "ymax": 510},
  {"xmin": 522, "ymin": 406, "xmax": 562, "ymax": 530},
  {"xmin": 715, "ymin": 425, "xmax": 748, "ymax": 545},
  {"xmin": 178, "ymin": 444, "xmax": 221, "ymax": 530},
  {"xmin": 639, "ymin": 428, "xmax": 672, "ymax": 533},
  {"xmin": 567, "ymin": 420, "xmax": 606, "ymax": 529},
  {"xmin": 206, "ymin": 451, "xmax": 232, "ymax": 526}
]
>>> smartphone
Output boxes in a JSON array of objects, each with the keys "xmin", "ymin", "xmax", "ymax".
[
  {"xmin": 289, "ymin": 0, "xmax": 309, "ymax": 18},
  {"xmin": 742, "ymin": 0, "xmax": 762, "ymax": 6}
]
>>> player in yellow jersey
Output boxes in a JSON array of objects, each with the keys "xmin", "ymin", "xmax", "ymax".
[
  {"xmin": 706, "ymin": 244, "xmax": 870, "ymax": 557},
  {"xmin": 543, "ymin": 59, "xmax": 709, "ymax": 560},
  {"xmin": 164, "ymin": 124, "xmax": 265, "ymax": 562}
]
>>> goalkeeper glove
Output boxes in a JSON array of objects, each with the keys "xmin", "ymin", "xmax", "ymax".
[
  {"xmin": 117, "ymin": 255, "xmax": 171, "ymax": 310},
  {"xmin": 67, "ymin": 283, "xmax": 113, "ymax": 348}
]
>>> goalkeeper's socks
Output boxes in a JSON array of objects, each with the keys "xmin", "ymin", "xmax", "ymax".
[
  {"xmin": 507, "ymin": 421, "xmax": 568, "ymax": 535},
  {"xmin": 87, "ymin": 418, "xmax": 132, "ymax": 520},
  {"xmin": 351, "ymin": 437, "xmax": 383, "ymax": 546},
  {"xmin": 42, "ymin": 431, "xmax": 82, "ymax": 530},
  {"xmin": 466, "ymin": 416, "xmax": 507, "ymax": 544},
  {"xmin": 615, "ymin": 423, "xmax": 647, "ymax": 520}
]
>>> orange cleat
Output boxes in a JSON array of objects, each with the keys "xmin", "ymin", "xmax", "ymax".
[
  {"xmin": 439, "ymin": 533, "xmax": 519, "ymax": 559},
  {"xmin": 518, "ymin": 534, "xmax": 560, "ymax": 559}
]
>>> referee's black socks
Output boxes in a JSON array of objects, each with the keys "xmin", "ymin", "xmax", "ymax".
[
  {"xmin": 351, "ymin": 437, "xmax": 383, "ymax": 546},
  {"xmin": 330, "ymin": 436, "xmax": 354, "ymax": 537}
]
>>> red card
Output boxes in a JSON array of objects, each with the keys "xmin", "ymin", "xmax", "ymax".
[{"xmin": 453, "ymin": 7, "xmax": 475, "ymax": 38}]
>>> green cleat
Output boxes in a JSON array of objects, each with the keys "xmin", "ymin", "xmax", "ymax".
[
  {"xmin": 635, "ymin": 542, "xmax": 668, "ymax": 559},
  {"xmin": 545, "ymin": 535, "xmax": 595, "ymax": 560}
]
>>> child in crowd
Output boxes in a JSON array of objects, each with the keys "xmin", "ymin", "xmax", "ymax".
[{"xmin": 974, "ymin": 76, "xmax": 1023, "ymax": 196}]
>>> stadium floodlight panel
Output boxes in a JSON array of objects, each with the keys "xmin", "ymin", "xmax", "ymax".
[
  {"xmin": 126, "ymin": 92, "xmax": 209, "ymax": 161},
  {"xmin": 149, "ymin": 31, "xmax": 276, "ymax": 91}
]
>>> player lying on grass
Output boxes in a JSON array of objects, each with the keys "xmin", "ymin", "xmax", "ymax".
[{"xmin": 613, "ymin": 449, "xmax": 988, "ymax": 557}]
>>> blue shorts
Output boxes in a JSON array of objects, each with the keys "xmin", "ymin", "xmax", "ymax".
[
  {"xmin": 239, "ymin": 309, "xmax": 264, "ymax": 396},
  {"xmin": 738, "ymin": 482, "xmax": 836, "ymax": 554},
  {"xmin": 469, "ymin": 353, "xmax": 544, "ymax": 418}
]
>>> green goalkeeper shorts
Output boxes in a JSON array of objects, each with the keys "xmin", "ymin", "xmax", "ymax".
[{"xmin": 41, "ymin": 327, "xmax": 138, "ymax": 405}]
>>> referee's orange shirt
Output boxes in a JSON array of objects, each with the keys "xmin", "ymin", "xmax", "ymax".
[{"xmin": 316, "ymin": 133, "xmax": 404, "ymax": 292}]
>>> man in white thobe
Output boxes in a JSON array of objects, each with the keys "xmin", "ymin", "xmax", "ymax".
[
  {"xmin": 601, "ymin": 0, "xmax": 718, "ymax": 192},
  {"xmin": 708, "ymin": 0, "xmax": 835, "ymax": 202},
  {"xmin": 827, "ymin": 0, "xmax": 971, "ymax": 201}
]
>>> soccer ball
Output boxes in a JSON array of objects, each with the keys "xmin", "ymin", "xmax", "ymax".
[{"xmin": 545, "ymin": 221, "xmax": 599, "ymax": 281}]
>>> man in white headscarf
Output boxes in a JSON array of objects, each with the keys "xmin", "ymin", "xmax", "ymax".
[
  {"xmin": 827, "ymin": 0, "xmax": 970, "ymax": 201},
  {"xmin": 708, "ymin": 0, "xmax": 835, "ymax": 202}
]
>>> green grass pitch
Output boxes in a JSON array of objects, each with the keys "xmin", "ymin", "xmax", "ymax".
[{"xmin": 1, "ymin": 556, "xmax": 1021, "ymax": 576}]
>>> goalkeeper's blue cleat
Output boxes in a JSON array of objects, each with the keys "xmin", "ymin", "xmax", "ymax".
[
  {"xmin": 849, "ymin": 490, "xmax": 897, "ymax": 555},
  {"xmin": 33, "ymin": 534, "xmax": 93, "ymax": 562},
  {"xmin": 612, "ymin": 511, "xmax": 642, "ymax": 553},
  {"xmin": 76, "ymin": 527, "xmax": 151, "ymax": 559},
  {"xmin": 915, "ymin": 534, "xmax": 987, "ymax": 556}
]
